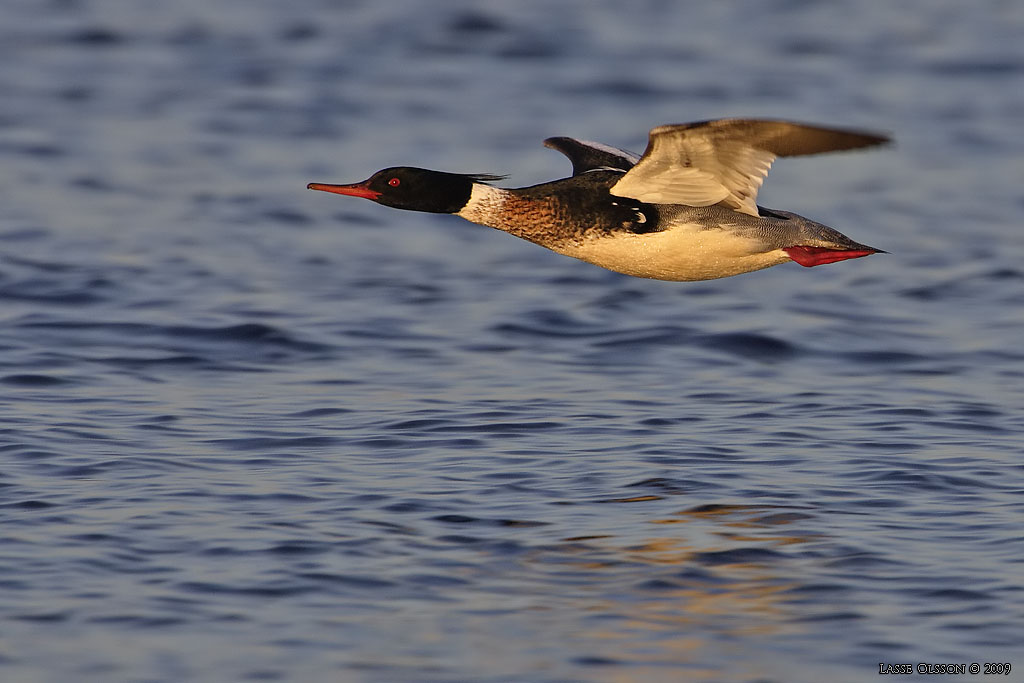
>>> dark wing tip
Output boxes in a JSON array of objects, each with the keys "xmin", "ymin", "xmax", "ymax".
[
  {"xmin": 650, "ymin": 118, "xmax": 892, "ymax": 156},
  {"xmin": 807, "ymin": 125, "xmax": 891, "ymax": 152},
  {"xmin": 753, "ymin": 119, "xmax": 892, "ymax": 156},
  {"xmin": 543, "ymin": 136, "xmax": 637, "ymax": 175},
  {"xmin": 542, "ymin": 136, "xmax": 572, "ymax": 149}
]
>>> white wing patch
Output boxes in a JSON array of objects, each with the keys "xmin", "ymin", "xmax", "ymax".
[{"xmin": 610, "ymin": 128, "xmax": 776, "ymax": 217}]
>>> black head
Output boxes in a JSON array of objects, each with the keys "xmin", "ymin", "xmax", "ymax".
[{"xmin": 308, "ymin": 167, "xmax": 504, "ymax": 214}]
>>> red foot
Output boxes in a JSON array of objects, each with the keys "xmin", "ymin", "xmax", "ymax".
[{"xmin": 784, "ymin": 245, "xmax": 878, "ymax": 268}]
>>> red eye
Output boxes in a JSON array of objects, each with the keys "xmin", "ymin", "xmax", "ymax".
[{"xmin": 388, "ymin": 177, "xmax": 401, "ymax": 187}]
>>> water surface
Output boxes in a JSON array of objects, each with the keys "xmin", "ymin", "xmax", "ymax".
[{"xmin": 2, "ymin": 1, "xmax": 1023, "ymax": 681}]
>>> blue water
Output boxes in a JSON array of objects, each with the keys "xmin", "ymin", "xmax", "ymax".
[{"xmin": 3, "ymin": 1, "xmax": 1024, "ymax": 681}]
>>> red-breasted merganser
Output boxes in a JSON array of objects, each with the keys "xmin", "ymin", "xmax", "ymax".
[{"xmin": 308, "ymin": 119, "xmax": 889, "ymax": 281}]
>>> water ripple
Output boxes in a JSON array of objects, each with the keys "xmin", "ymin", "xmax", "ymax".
[{"xmin": 2, "ymin": 1, "xmax": 1023, "ymax": 682}]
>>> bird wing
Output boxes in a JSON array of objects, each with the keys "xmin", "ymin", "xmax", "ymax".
[
  {"xmin": 609, "ymin": 119, "xmax": 889, "ymax": 217},
  {"xmin": 543, "ymin": 137, "xmax": 640, "ymax": 175}
]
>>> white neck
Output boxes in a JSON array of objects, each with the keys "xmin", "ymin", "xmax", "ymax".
[{"xmin": 456, "ymin": 183, "xmax": 509, "ymax": 226}]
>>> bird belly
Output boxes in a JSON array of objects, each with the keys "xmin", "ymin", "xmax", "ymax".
[{"xmin": 553, "ymin": 221, "xmax": 790, "ymax": 281}]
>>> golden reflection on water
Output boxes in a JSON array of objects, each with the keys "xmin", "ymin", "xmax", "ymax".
[{"xmin": 532, "ymin": 503, "xmax": 820, "ymax": 681}]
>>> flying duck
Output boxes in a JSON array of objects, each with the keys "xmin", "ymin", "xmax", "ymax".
[{"xmin": 308, "ymin": 118, "xmax": 889, "ymax": 281}]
